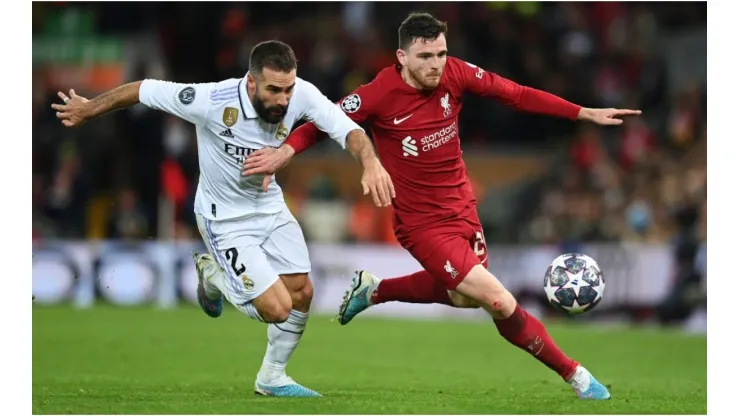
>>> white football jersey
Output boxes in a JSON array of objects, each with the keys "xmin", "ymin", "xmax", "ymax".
[{"xmin": 139, "ymin": 75, "xmax": 362, "ymax": 221}]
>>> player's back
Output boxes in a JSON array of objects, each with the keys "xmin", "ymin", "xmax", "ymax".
[{"xmin": 364, "ymin": 61, "xmax": 473, "ymax": 232}]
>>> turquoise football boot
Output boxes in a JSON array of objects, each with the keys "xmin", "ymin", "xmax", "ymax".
[
  {"xmin": 336, "ymin": 270, "xmax": 380, "ymax": 325},
  {"xmin": 254, "ymin": 376, "xmax": 322, "ymax": 397},
  {"xmin": 569, "ymin": 366, "xmax": 611, "ymax": 400},
  {"xmin": 193, "ymin": 253, "xmax": 223, "ymax": 318}
]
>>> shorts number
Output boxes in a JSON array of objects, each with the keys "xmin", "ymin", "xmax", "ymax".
[
  {"xmin": 225, "ymin": 248, "xmax": 246, "ymax": 275},
  {"xmin": 473, "ymin": 231, "xmax": 487, "ymax": 257}
]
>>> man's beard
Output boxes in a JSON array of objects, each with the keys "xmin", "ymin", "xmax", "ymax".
[
  {"xmin": 252, "ymin": 95, "xmax": 288, "ymax": 124},
  {"xmin": 410, "ymin": 68, "xmax": 441, "ymax": 91}
]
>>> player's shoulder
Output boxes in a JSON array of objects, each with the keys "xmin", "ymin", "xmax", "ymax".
[
  {"xmin": 208, "ymin": 78, "xmax": 242, "ymax": 104},
  {"xmin": 290, "ymin": 76, "xmax": 329, "ymax": 111},
  {"xmin": 343, "ymin": 65, "xmax": 397, "ymax": 102},
  {"xmin": 445, "ymin": 56, "xmax": 481, "ymax": 77},
  {"xmin": 294, "ymin": 76, "xmax": 322, "ymax": 98}
]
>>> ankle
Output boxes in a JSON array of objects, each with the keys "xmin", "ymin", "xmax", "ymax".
[{"xmin": 564, "ymin": 363, "xmax": 580, "ymax": 382}]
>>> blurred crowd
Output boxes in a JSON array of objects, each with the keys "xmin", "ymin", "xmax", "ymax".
[{"xmin": 32, "ymin": 2, "xmax": 706, "ymax": 247}]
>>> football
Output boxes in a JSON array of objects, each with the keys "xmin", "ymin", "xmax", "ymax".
[{"xmin": 544, "ymin": 253, "xmax": 605, "ymax": 314}]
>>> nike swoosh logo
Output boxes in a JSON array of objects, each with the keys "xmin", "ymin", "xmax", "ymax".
[{"xmin": 393, "ymin": 114, "xmax": 413, "ymax": 124}]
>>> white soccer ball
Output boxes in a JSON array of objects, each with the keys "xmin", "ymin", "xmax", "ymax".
[{"xmin": 543, "ymin": 253, "xmax": 605, "ymax": 314}]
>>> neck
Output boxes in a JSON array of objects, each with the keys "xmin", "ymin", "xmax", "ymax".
[{"xmin": 400, "ymin": 66, "xmax": 424, "ymax": 90}]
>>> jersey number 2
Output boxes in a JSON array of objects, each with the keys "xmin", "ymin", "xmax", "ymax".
[{"xmin": 225, "ymin": 248, "xmax": 246, "ymax": 275}]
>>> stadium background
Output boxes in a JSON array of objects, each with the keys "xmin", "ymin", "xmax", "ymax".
[{"xmin": 32, "ymin": 2, "xmax": 707, "ymax": 414}]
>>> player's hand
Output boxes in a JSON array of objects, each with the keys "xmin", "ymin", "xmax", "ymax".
[
  {"xmin": 242, "ymin": 146, "xmax": 295, "ymax": 192},
  {"xmin": 51, "ymin": 89, "xmax": 92, "ymax": 127},
  {"xmin": 242, "ymin": 146, "xmax": 294, "ymax": 176},
  {"xmin": 361, "ymin": 157, "xmax": 395, "ymax": 207},
  {"xmin": 578, "ymin": 108, "xmax": 642, "ymax": 126}
]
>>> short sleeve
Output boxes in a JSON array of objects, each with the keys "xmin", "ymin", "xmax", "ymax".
[
  {"xmin": 300, "ymin": 81, "xmax": 364, "ymax": 149},
  {"xmin": 139, "ymin": 80, "xmax": 214, "ymax": 126},
  {"xmin": 285, "ymin": 77, "xmax": 382, "ymax": 154},
  {"xmin": 336, "ymin": 81, "xmax": 380, "ymax": 124}
]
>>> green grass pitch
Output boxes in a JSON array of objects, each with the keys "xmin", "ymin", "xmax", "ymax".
[{"xmin": 33, "ymin": 305, "xmax": 706, "ymax": 414}]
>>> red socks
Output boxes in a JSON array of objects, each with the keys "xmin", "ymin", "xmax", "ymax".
[
  {"xmin": 371, "ymin": 270, "xmax": 454, "ymax": 306},
  {"xmin": 494, "ymin": 305, "xmax": 578, "ymax": 381},
  {"xmin": 369, "ymin": 273, "xmax": 577, "ymax": 381}
]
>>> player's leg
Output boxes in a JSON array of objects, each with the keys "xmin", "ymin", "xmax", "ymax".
[
  {"xmin": 453, "ymin": 260, "xmax": 610, "ymax": 399},
  {"xmin": 196, "ymin": 214, "xmax": 296, "ymax": 322},
  {"xmin": 194, "ymin": 214, "xmax": 290, "ymax": 321},
  {"xmin": 253, "ymin": 206, "xmax": 320, "ymax": 397},
  {"xmin": 335, "ymin": 269, "xmax": 479, "ymax": 325},
  {"xmin": 336, "ymin": 225, "xmax": 480, "ymax": 325}
]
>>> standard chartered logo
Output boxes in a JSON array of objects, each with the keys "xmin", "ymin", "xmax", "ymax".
[
  {"xmin": 402, "ymin": 136, "xmax": 418, "ymax": 157},
  {"xmin": 402, "ymin": 122, "xmax": 458, "ymax": 157}
]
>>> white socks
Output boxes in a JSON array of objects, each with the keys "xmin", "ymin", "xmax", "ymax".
[
  {"xmin": 258, "ymin": 310, "xmax": 309, "ymax": 384},
  {"xmin": 568, "ymin": 366, "xmax": 590, "ymax": 393},
  {"xmin": 197, "ymin": 254, "xmax": 310, "ymax": 384}
]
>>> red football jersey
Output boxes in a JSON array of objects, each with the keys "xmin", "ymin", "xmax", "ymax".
[{"xmin": 287, "ymin": 57, "xmax": 581, "ymax": 235}]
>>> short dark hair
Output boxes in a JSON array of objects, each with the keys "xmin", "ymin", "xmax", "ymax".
[
  {"xmin": 248, "ymin": 40, "xmax": 298, "ymax": 75},
  {"xmin": 398, "ymin": 12, "xmax": 448, "ymax": 50}
]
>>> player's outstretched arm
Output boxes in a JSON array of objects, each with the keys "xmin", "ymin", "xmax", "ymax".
[
  {"xmin": 52, "ymin": 80, "xmax": 212, "ymax": 128},
  {"xmin": 575, "ymin": 107, "xmax": 642, "ymax": 126},
  {"xmin": 51, "ymin": 82, "xmax": 142, "ymax": 127},
  {"xmin": 452, "ymin": 58, "xmax": 641, "ymax": 125}
]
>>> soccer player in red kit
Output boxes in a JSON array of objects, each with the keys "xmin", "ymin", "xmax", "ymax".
[{"xmin": 243, "ymin": 12, "xmax": 640, "ymax": 400}]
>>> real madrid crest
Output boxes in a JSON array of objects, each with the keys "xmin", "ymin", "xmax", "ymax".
[
  {"xmin": 241, "ymin": 275, "xmax": 254, "ymax": 291},
  {"xmin": 276, "ymin": 122, "xmax": 289, "ymax": 141},
  {"xmin": 223, "ymin": 107, "xmax": 238, "ymax": 127}
]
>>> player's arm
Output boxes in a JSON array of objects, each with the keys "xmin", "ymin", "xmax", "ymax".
[
  {"xmin": 51, "ymin": 80, "xmax": 212, "ymax": 127},
  {"xmin": 302, "ymin": 83, "xmax": 394, "ymax": 206},
  {"xmin": 282, "ymin": 83, "xmax": 376, "ymax": 155},
  {"xmin": 243, "ymin": 82, "xmax": 378, "ymax": 171},
  {"xmin": 243, "ymin": 82, "xmax": 394, "ymax": 206},
  {"xmin": 452, "ymin": 58, "xmax": 640, "ymax": 125}
]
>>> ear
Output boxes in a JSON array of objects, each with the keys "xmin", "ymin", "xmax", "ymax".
[
  {"xmin": 247, "ymin": 72, "xmax": 257, "ymax": 93},
  {"xmin": 396, "ymin": 49, "xmax": 407, "ymax": 66}
]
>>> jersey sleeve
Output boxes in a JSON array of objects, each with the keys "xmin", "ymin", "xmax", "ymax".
[
  {"xmin": 286, "ymin": 81, "xmax": 380, "ymax": 154},
  {"xmin": 139, "ymin": 80, "xmax": 214, "ymax": 126},
  {"xmin": 299, "ymin": 81, "xmax": 365, "ymax": 150},
  {"xmin": 449, "ymin": 57, "xmax": 581, "ymax": 121}
]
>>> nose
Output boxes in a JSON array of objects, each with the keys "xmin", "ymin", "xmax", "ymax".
[
  {"xmin": 430, "ymin": 57, "xmax": 443, "ymax": 71},
  {"xmin": 277, "ymin": 93, "xmax": 288, "ymax": 107}
]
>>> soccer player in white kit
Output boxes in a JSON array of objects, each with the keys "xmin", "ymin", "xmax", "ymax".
[{"xmin": 51, "ymin": 40, "xmax": 395, "ymax": 398}]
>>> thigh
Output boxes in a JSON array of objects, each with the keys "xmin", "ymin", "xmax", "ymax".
[
  {"xmin": 403, "ymin": 222, "xmax": 483, "ymax": 291},
  {"xmin": 465, "ymin": 216, "xmax": 489, "ymax": 268},
  {"xmin": 261, "ymin": 207, "xmax": 311, "ymax": 276},
  {"xmin": 196, "ymin": 214, "xmax": 280, "ymax": 305}
]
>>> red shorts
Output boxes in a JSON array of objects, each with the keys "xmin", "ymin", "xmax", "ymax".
[{"xmin": 396, "ymin": 211, "xmax": 488, "ymax": 290}]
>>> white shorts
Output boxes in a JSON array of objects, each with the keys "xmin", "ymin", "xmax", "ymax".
[{"xmin": 195, "ymin": 205, "xmax": 311, "ymax": 306}]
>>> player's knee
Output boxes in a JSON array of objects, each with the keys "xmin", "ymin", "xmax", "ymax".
[
  {"xmin": 294, "ymin": 278, "xmax": 314, "ymax": 308},
  {"xmin": 448, "ymin": 290, "xmax": 480, "ymax": 309},
  {"xmin": 280, "ymin": 273, "xmax": 313, "ymax": 312},
  {"xmin": 486, "ymin": 289, "xmax": 516, "ymax": 316},
  {"xmin": 255, "ymin": 284, "xmax": 294, "ymax": 323},
  {"xmin": 457, "ymin": 265, "xmax": 516, "ymax": 316},
  {"xmin": 260, "ymin": 299, "xmax": 292, "ymax": 323}
]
